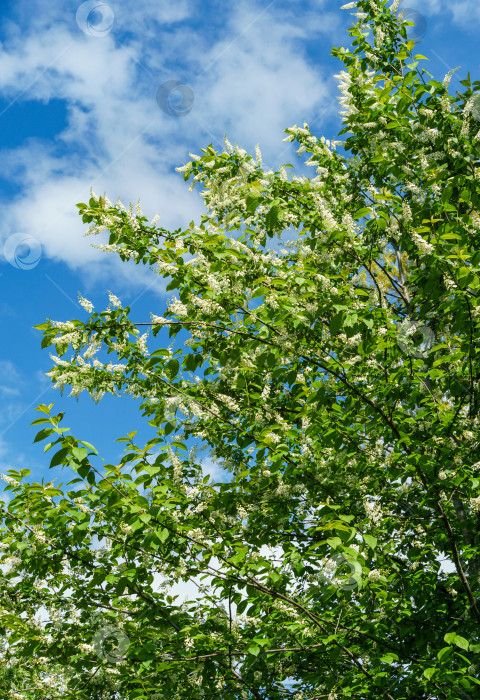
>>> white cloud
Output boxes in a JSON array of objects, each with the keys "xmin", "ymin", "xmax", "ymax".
[
  {"xmin": 448, "ymin": 1, "xmax": 480, "ymax": 25},
  {"xmin": 199, "ymin": 456, "xmax": 229, "ymax": 484},
  {"xmin": 0, "ymin": 360, "xmax": 22, "ymax": 385},
  {"xmin": 0, "ymin": 0, "xmax": 336, "ymax": 289},
  {"xmin": 405, "ymin": 0, "xmax": 480, "ymax": 27}
]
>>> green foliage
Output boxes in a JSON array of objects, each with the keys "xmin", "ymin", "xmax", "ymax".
[{"xmin": 2, "ymin": 1, "xmax": 480, "ymax": 697}]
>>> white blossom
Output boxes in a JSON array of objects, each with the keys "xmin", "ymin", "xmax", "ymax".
[
  {"xmin": 412, "ymin": 233, "xmax": 434, "ymax": 255},
  {"xmin": 78, "ymin": 294, "xmax": 94, "ymax": 313},
  {"xmin": 402, "ymin": 201, "xmax": 412, "ymax": 222},
  {"xmin": 120, "ymin": 522, "xmax": 133, "ymax": 535},
  {"xmin": 470, "ymin": 496, "xmax": 480, "ymax": 513},
  {"xmin": 363, "ymin": 499, "xmax": 382, "ymax": 525},
  {"xmin": 108, "ymin": 291, "xmax": 121, "ymax": 308},
  {"xmin": 368, "ymin": 569, "xmax": 381, "ymax": 582},
  {"xmin": 1, "ymin": 474, "xmax": 19, "ymax": 487},
  {"xmin": 442, "ymin": 67, "xmax": 460, "ymax": 89},
  {"xmin": 137, "ymin": 332, "xmax": 149, "ymax": 356},
  {"xmin": 168, "ymin": 297, "xmax": 188, "ymax": 317}
]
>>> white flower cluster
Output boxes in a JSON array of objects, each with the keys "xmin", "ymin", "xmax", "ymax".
[
  {"xmin": 167, "ymin": 446, "xmax": 183, "ymax": 482},
  {"xmin": 404, "ymin": 181, "xmax": 425, "ymax": 203},
  {"xmin": 108, "ymin": 291, "xmax": 121, "ymax": 308},
  {"xmin": 334, "ymin": 70, "xmax": 357, "ymax": 118},
  {"xmin": 78, "ymin": 293, "xmax": 94, "ymax": 313},
  {"xmin": 415, "ymin": 127, "xmax": 440, "ymax": 143},
  {"xmin": 444, "ymin": 276, "xmax": 456, "ymax": 292},
  {"xmin": 156, "ymin": 260, "xmax": 176, "ymax": 275},
  {"xmin": 470, "ymin": 496, "xmax": 480, "ymax": 513},
  {"xmin": 2, "ymin": 555, "xmax": 21, "ymax": 571},
  {"xmin": 237, "ymin": 505, "xmax": 249, "ymax": 520},
  {"xmin": 192, "ymin": 296, "xmax": 224, "ymax": 316},
  {"xmin": 168, "ymin": 297, "xmax": 188, "ymax": 318},
  {"xmin": 151, "ymin": 314, "xmax": 168, "ymax": 325},
  {"xmin": 217, "ymin": 393, "xmax": 240, "ymax": 412},
  {"xmin": 461, "ymin": 116, "xmax": 470, "ymax": 138},
  {"xmin": 442, "ymin": 67, "xmax": 460, "ymax": 90},
  {"xmin": 1, "ymin": 474, "xmax": 19, "ymax": 487},
  {"xmin": 313, "ymin": 195, "xmax": 340, "ymax": 230},
  {"xmin": 73, "ymin": 497, "xmax": 91, "ymax": 514},
  {"xmin": 363, "ymin": 499, "xmax": 382, "ymax": 525},
  {"xmin": 120, "ymin": 522, "xmax": 133, "ymax": 535},
  {"xmin": 137, "ymin": 332, "xmax": 149, "ymax": 356},
  {"xmin": 375, "ymin": 27, "xmax": 385, "ymax": 48},
  {"xmin": 32, "ymin": 527, "xmax": 47, "ymax": 544},
  {"xmin": 52, "ymin": 320, "xmax": 75, "ymax": 331},
  {"xmin": 260, "ymin": 377, "xmax": 271, "ymax": 402},
  {"xmin": 52, "ymin": 331, "xmax": 82, "ymax": 348},
  {"xmin": 412, "ymin": 233, "xmax": 434, "ymax": 255},
  {"xmin": 346, "ymin": 333, "xmax": 362, "ymax": 348},
  {"xmin": 402, "ymin": 201, "xmax": 413, "ymax": 222},
  {"xmin": 33, "ymin": 579, "xmax": 47, "ymax": 591}
]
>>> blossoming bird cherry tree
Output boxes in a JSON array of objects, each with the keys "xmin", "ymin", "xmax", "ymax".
[{"xmin": 2, "ymin": 0, "xmax": 480, "ymax": 697}]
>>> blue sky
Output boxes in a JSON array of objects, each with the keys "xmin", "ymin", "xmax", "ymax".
[{"xmin": 0, "ymin": 0, "xmax": 479, "ymax": 497}]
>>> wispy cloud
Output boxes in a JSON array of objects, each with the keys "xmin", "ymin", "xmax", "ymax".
[
  {"xmin": 409, "ymin": 0, "xmax": 480, "ymax": 27},
  {"xmin": 0, "ymin": 0, "xmax": 337, "ymax": 284}
]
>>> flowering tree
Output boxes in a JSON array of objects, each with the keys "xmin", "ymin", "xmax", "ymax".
[{"xmin": 2, "ymin": 0, "xmax": 480, "ymax": 697}]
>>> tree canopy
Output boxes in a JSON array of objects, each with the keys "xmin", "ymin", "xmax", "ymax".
[{"xmin": 2, "ymin": 1, "xmax": 480, "ymax": 697}]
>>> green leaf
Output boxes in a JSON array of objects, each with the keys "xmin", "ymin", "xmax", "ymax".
[
  {"xmin": 265, "ymin": 205, "xmax": 279, "ymax": 231},
  {"xmin": 166, "ymin": 358, "xmax": 180, "ymax": 379},
  {"xmin": 330, "ymin": 313, "xmax": 343, "ymax": 335},
  {"xmin": 437, "ymin": 647, "xmax": 453, "ymax": 661},
  {"xmin": 444, "ymin": 633, "xmax": 469, "ymax": 650},
  {"xmin": 246, "ymin": 195, "xmax": 261, "ymax": 214},
  {"xmin": 236, "ymin": 599, "xmax": 249, "ymax": 615},
  {"xmin": 78, "ymin": 440, "xmax": 98, "ymax": 454},
  {"xmin": 363, "ymin": 534, "xmax": 377, "ymax": 550},
  {"xmin": 33, "ymin": 428, "xmax": 55, "ymax": 443},
  {"xmin": 71, "ymin": 447, "xmax": 88, "ymax": 463},
  {"xmin": 381, "ymin": 653, "xmax": 399, "ymax": 665},
  {"xmin": 354, "ymin": 207, "xmax": 371, "ymax": 219},
  {"xmin": 155, "ymin": 528, "xmax": 168, "ymax": 543}
]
